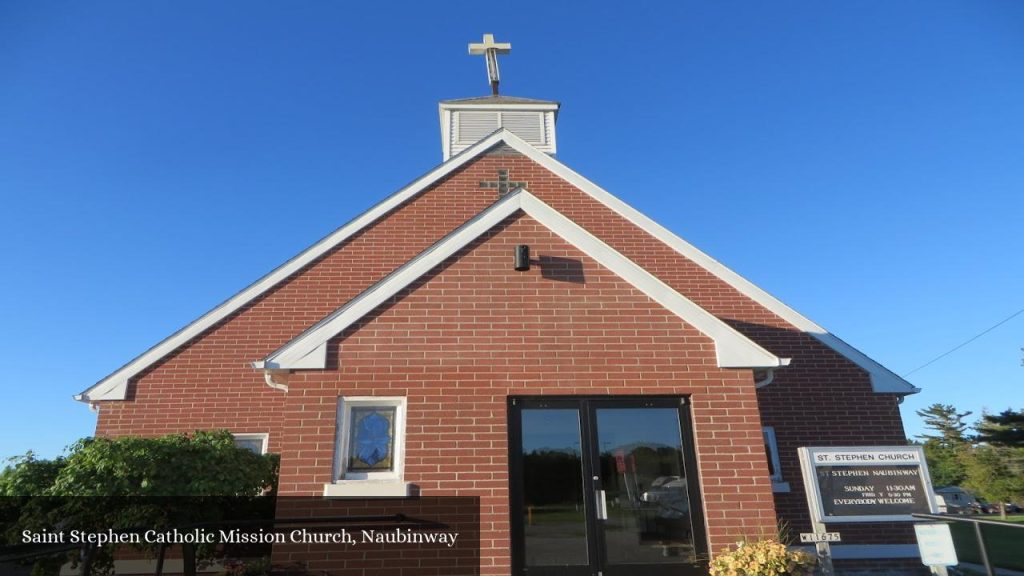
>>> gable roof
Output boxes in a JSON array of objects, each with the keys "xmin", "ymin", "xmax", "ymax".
[
  {"xmin": 77, "ymin": 129, "xmax": 918, "ymax": 403},
  {"xmin": 253, "ymin": 189, "xmax": 786, "ymax": 371},
  {"xmin": 440, "ymin": 95, "xmax": 559, "ymax": 106}
]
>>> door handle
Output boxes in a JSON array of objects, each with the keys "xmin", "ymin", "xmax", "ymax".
[{"xmin": 595, "ymin": 489, "xmax": 608, "ymax": 520}]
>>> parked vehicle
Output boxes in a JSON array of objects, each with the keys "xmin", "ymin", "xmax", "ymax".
[
  {"xmin": 934, "ymin": 486, "xmax": 978, "ymax": 514},
  {"xmin": 971, "ymin": 501, "xmax": 998, "ymax": 514}
]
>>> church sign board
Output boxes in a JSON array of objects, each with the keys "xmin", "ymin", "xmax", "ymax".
[{"xmin": 798, "ymin": 446, "xmax": 938, "ymax": 523}]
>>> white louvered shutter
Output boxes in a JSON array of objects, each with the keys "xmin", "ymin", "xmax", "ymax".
[
  {"xmin": 500, "ymin": 111, "xmax": 545, "ymax": 144},
  {"xmin": 456, "ymin": 111, "xmax": 500, "ymax": 144}
]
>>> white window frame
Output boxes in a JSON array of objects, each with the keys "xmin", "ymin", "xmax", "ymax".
[
  {"xmin": 232, "ymin": 432, "xmax": 269, "ymax": 455},
  {"xmin": 763, "ymin": 426, "xmax": 790, "ymax": 492},
  {"xmin": 333, "ymin": 397, "xmax": 407, "ymax": 482}
]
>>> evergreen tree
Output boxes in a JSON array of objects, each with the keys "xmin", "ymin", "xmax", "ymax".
[
  {"xmin": 963, "ymin": 409, "xmax": 1024, "ymax": 518},
  {"xmin": 916, "ymin": 404, "xmax": 972, "ymax": 445},
  {"xmin": 916, "ymin": 404, "xmax": 973, "ymax": 487},
  {"xmin": 975, "ymin": 408, "xmax": 1024, "ymax": 447}
]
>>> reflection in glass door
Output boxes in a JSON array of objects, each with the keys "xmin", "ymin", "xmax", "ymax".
[
  {"xmin": 594, "ymin": 405, "xmax": 695, "ymax": 569},
  {"xmin": 520, "ymin": 409, "xmax": 589, "ymax": 570},
  {"xmin": 509, "ymin": 398, "xmax": 706, "ymax": 576}
]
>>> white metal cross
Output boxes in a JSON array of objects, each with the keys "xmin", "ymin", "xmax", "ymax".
[{"xmin": 468, "ymin": 33, "xmax": 511, "ymax": 95}]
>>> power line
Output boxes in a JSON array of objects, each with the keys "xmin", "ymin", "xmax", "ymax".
[{"xmin": 903, "ymin": 307, "xmax": 1024, "ymax": 377}]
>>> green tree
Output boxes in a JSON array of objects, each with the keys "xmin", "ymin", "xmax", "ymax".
[
  {"xmin": 49, "ymin": 431, "xmax": 276, "ymax": 497},
  {"xmin": 917, "ymin": 404, "xmax": 973, "ymax": 444},
  {"xmin": 966, "ymin": 409, "xmax": 1024, "ymax": 518},
  {"xmin": 975, "ymin": 408, "xmax": 1024, "ymax": 448},
  {"xmin": 916, "ymin": 404, "xmax": 973, "ymax": 487},
  {"xmin": 961, "ymin": 444, "xmax": 1024, "ymax": 519},
  {"xmin": 0, "ymin": 452, "xmax": 71, "ymax": 576},
  {"xmin": 0, "ymin": 431, "xmax": 278, "ymax": 576},
  {"xmin": 1, "ymin": 431, "xmax": 278, "ymax": 497},
  {"xmin": 0, "ymin": 452, "xmax": 66, "ymax": 496}
]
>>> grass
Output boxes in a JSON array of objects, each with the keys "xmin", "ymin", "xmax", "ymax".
[
  {"xmin": 991, "ymin": 514, "xmax": 1024, "ymax": 524},
  {"xmin": 948, "ymin": 515, "xmax": 1024, "ymax": 571}
]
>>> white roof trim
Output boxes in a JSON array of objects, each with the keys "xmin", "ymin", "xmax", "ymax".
[
  {"xmin": 256, "ymin": 190, "xmax": 786, "ymax": 371},
  {"xmin": 438, "ymin": 102, "xmax": 559, "ymax": 111},
  {"xmin": 79, "ymin": 128, "xmax": 915, "ymax": 402},
  {"xmin": 76, "ymin": 130, "xmax": 521, "ymax": 402},
  {"xmin": 489, "ymin": 136, "xmax": 916, "ymax": 394}
]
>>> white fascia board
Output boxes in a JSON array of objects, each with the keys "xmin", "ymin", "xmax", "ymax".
[
  {"xmin": 76, "ymin": 130, "xmax": 518, "ymax": 403},
  {"xmin": 81, "ymin": 127, "xmax": 914, "ymax": 401},
  {"xmin": 490, "ymin": 132, "xmax": 918, "ymax": 395},
  {"xmin": 261, "ymin": 190, "xmax": 784, "ymax": 371},
  {"xmin": 438, "ymin": 108, "xmax": 451, "ymax": 162},
  {"xmin": 520, "ymin": 193, "xmax": 784, "ymax": 369},
  {"xmin": 438, "ymin": 103, "xmax": 559, "ymax": 112}
]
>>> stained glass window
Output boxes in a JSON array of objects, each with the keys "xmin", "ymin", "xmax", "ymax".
[
  {"xmin": 347, "ymin": 407, "xmax": 396, "ymax": 471},
  {"xmin": 232, "ymin": 433, "xmax": 268, "ymax": 455}
]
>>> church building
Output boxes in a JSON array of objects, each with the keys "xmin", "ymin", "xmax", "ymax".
[{"xmin": 77, "ymin": 35, "xmax": 920, "ymax": 575}]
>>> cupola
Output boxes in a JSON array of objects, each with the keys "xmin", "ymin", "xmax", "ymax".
[{"xmin": 439, "ymin": 34, "xmax": 560, "ymax": 161}]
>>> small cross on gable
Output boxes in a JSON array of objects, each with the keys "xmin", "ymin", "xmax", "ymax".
[{"xmin": 479, "ymin": 169, "xmax": 527, "ymax": 197}]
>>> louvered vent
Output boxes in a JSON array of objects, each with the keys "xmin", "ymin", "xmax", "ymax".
[
  {"xmin": 501, "ymin": 111, "xmax": 543, "ymax": 143},
  {"xmin": 457, "ymin": 111, "xmax": 500, "ymax": 144},
  {"xmin": 440, "ymin": 97, "xmax": 559, "ymax": 160},
  {"xmin": 453, "ymin": 110, "xmax": 547, "ymax": 149}
]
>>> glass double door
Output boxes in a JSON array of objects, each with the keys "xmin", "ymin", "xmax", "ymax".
[{"xmin": 509, "ymin": 397, "xmax": 707, "ymax": 576}]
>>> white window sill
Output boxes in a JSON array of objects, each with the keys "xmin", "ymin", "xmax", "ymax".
[
  {"xmin": 772, "ymin": 481, "xmax": 791, "ymax": 493},
  {"xmin": 323, "ymin": 480, "xmax": 411, "ymax": 497}
]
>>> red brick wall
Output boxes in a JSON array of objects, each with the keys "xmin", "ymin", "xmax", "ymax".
[
  {"xmin": 94, "ymin": 147, "xmax": 911, "ymax": 568},
  {"xmin": 278, "ymin": 213, "xmax": 776, "ymax": 573},
  {"xmin": 95, "ymin": 154, "xmax": 523, "ymax": 441}
]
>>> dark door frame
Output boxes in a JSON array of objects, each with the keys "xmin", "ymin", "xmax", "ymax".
[{"xmin": 508, "ymin": 396, "xmax": 708, "ymax": 576}]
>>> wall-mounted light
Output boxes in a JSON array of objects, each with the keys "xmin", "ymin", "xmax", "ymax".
[{"xmin": 514, "ymin": 245, "xmax": 530, "ymax": 271}]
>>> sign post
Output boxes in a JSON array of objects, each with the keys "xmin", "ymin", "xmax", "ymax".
[
  {"xmin": 803, "ymin": 509, "xmax": 836, "ymax": 576},
  {"xmin": 798, "ymin": 446, "xmax": 939, "ymax": 574}
]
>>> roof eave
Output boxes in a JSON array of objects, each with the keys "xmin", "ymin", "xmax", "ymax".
[
  {"xmin": 261, "ymin": 189, "xmax": 784, "ymax": 373},
  {"xmin": 80, "ymin": 127, "xmax": 916, "ymax": 402},
  {"xmin": 77, "ymin": 130, "xmax": 522, "ymax": 403}
]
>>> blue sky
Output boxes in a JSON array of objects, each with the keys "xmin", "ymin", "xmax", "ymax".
[{"xmin": 2, "ymin": 1, "xmax": 1022, "ymax": 460}]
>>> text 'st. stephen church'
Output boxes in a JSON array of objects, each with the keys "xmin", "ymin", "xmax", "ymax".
[{"xmin": 78, "ymin": 34, "xmax": 920, "ymax": 575}]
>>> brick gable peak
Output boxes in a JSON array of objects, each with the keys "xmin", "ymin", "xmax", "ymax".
[
  {"xmin": 254, "ymin": 189, "xmax": 787, "ymax": 375},
  {"xmin": 77, "ymin": 129, "xmax": 916, "ymax": 404}
]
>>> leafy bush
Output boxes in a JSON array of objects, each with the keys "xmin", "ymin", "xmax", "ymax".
[
  {"xmin": 0, "ymin": 431, "xmax": 279, "ymax": 576},
  {"xmin": 709, "ymin": 539, "xmax": 816, "ymax": 576}
]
